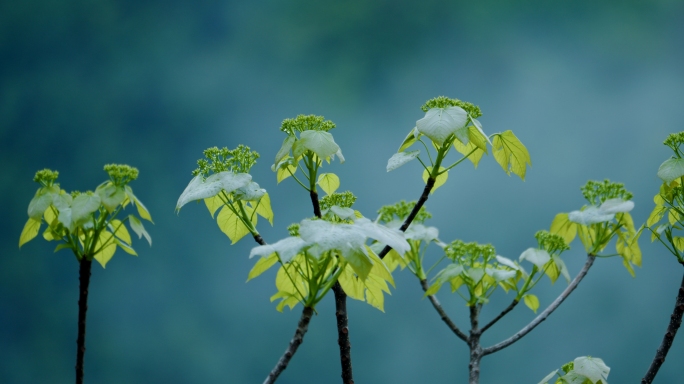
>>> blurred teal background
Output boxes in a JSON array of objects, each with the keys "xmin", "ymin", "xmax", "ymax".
[{"xmin": 2, "ymin": 0, "xmax": 684, "ymax": 382}]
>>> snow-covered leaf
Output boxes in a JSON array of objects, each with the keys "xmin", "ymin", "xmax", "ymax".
[
  {"xmin": 71, "ymin": 194, "xmax": 101, "ymax": 227},
  {"xmin": 573, "ymin": 356, "xmax": 610, "ymax": 383},
  {"xmin": 598, "ymin": 198, "xmax": 634, "ymax": 215},
  {"xmin": 520, "ymin": 248, "xmax": 551, "ymax": 269},
  {"xmin": 657, "ymin": 157, "xmax": 684, "ymax": 183},
  {"xmin": 176, "ymin": 172, "xmax": 251, "ymax": 211},
  {"xmin": 293, "ymin": 130, "xmax": 341, "ymax": 160},
  {"xmin": 249, "ymin": 237, "xmax": 308, "ymax": 263},
  {"xmin": 234, "ymin": 181, "xmax": 266, "ymax": 201},
  {"xmin": 569, "ymin": 207, "xmax": 615, "ymax": 225}
]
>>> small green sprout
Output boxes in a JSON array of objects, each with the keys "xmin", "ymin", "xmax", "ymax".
[{"xmin": 580, "ymin": 179, "xmax": 633, "ymax": 205}]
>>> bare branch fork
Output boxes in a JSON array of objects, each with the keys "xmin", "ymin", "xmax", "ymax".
[{"xmin": 641, "ymin": 265, "xmax": 684, "ymax": 384}]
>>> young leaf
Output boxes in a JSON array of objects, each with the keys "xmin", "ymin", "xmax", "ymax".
[
  {"xmin": 573, "ymin": 356, "xmax": 610, "ymax": 383},
  {"xmin": 247, "ymin": 253, "xmax": 279, "ymax": 281},
  {"xmin": 19, "ymin": 218, "xmax": 42, "ymax": 247},
  {"xmin": 519, "ymin": 248, "xmax": 551, "ymax": 269},
  {"xmin": 386, "ymin": 150, "xmax": 420, "ymax": 172},
  {"xmin": 249, "ymin": 236, "xmax": 307, "ymax": 264},
  {"xmin": 550, "ymin": 213, "xmax": 578, "ymax": 245},
  {"xmin": 216, "ymin": 204, "xmax": 252, "ymax": 244},
  {"xmin": 71, "ymin": 194, "xmax": 101, "ymax": 227},
  {"xmin": 125, "ymin": 186, "xmax": 153, "ymax": 222},
  {"xmin": 397, "ymin": 127, "xmax": 421, "ymax": 152},
  {"xmin": 537, "ymin": 370, "xmax": 559, "ymax": 384},
  {"xmin": 292, "ymin": 130, "xmax": 341, "ymax": 161},
  {"xmin": 317, "ymin": 173, "xmax": 340, "ymax": 195},
  {"xmin": 254, "ymin": 193, "xmax": 274, "ymax": 225},
  {"xmin": 421, "ymin": 166, "xmax": 448, "ymax": 193},
  {"xmin": 204, "ymin": 195, "xmax": 224, "ymax": 218},
  {"xmin": 97, "ymin": 183, "xmax": 125, "ymax": 212},
  {"xmin": 128, "ymin": 215, "xmax": 152, "ymax": 246},
  {"xmin": 416, "ymin": 107, "xmax": 469, "ymax": 145},
  {"xmin": 453, "ymin": 127, "xmax": 487, "ymax": 168},
  {"xmin": 523, "ymin": 294, "xmax": 540, "ymax": 313},
  {"xmin": 27, "ymin": 188, "xmax": 55, "ymax": 219},
  {"xmin": 109, "ymin": 219, "xmax": 132, "ymax": 245},
  {"xmin": 657, "ymin": 157, "xmax": 684, "ymax": 183},
  {"xmin": 276, "ymin": 161, "xmax": 297, "ymax": 184},
  {"xmin": 114, "ymin": 238, "xmax": 138, "ymax": 256},
  {"xmin": 274, "ymin": 135, "xmax": 296, "ymax": 165},
  {"xmin": 93, "ymin": 231, "xmax": 117, "ymax": 268},
  {"xmin": 176, "ymin": 172, "xmax": 252, "ymax": 211},
  {"xmin": 491, "ymin": 130, "xmax": 531, "ymax": 180}
]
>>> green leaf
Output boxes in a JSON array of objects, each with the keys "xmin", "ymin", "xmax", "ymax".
[
  {"xmin": 293, "ymin": 130, "xmax": 342, "ymax": 161},
  {"xmin": 19, "ymin": 218, "xmax": 42, "ymax": 247},
  {"xmin": 97, "ymin": 183, "xmax": 125, "ymax": 212},
  {"xmin": 317, "ymin": 173, "xmax": 340, "ymax": 195},
  {"xmin": 93, "ymin": 230, "xmax": 117, "ymax": 268},
  {"xmin": 573, "ymin": 356, "xmax": 610, "ymax": 384},
  {"xmin": 421, "ymin": 166, "xmax": 448, "ymax": 193},
  {"xmin": 386, "ymin": 150, "xmax": 420, "ymax": 172},
  {"xmin": 254, "ymin": 193, "xmax": 274, "ymax": 225},
  {"xmin": 491, "ymin": 130, "xmax": 531, "ymax": 180},
  {"xmin": 343, "ymin": 247, "xmax": 374, "ymax": 281},
  {"xmin": 274, "ymin": 135, "xmax": 296, "ymax": 165},
  {"xmin": 216, "ymin": 204, "xmax": 251, "ymax": 244},
  {"xmin": 109, "ymin": 219, "xmax": 132, "ymax": 245},
  {"xmin": 128, "ymin": 215, "xmax": 152, "ymax": 246},
  {"xmin": 276, "ymin": 161, "xmax": 297, "ymax": 184},
  {"xmin": 523, "ymin": 294, "xmax": 540, "ymax": 313},
  {"xmin": 453, "ymin": 127, "xmax": 488, "ymax": 168},
  {"xmin": 71, "ymin": 194, "xmax": 101, "ymax": 227},
  {"xmin": 551, "ymin": 213, "xmax": 578, "ymax": 245},
  {"xmin": 53, "ymin": 243, "xmax": 73, "ymax": 253},
  {"xmin": 416, "ymin": 106, "xmax": 469, "ymax": 145},
  {"xmin": 125, "ymin": 186, "xmax": 153, "ymax": 222},
  {"xmin": 398, "ymin": 127, "xmax": 421, "ymax": 152},
  {"xmin": 338, "ymin": 265, "xmax": 365, "ymax": 300},
  {"xmin": 27, "ymin": 187, "xmax": 57, "ymax": 219},
  {"xmin": 114, "ymin": 238, "xmax": 138, "ymax": 256},
  {"xmin": 657, "ymin": 158, "xmax": 684, "ymax": 183},
  {"xmin": 204, "ymin": 195, "xmax": 224, "ymax": 218},
  {"xmin": 538, "ymin": 370, "xmax": 559, "ymax": 384},
  {"xmin": 176, "ymin": 172, "xmax": 252, "ymax": 212},
  {"xmin": 247, "ymin": 253, "xmax": 279, "ymax": 281}
]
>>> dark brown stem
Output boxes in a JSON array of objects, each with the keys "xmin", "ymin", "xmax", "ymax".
[
  {"xmin": 419, "ymin": 279, "xmax": 469, "ymax": 342},
  {"xmin": 641, "ymin": 268, "xmax": 684, "ymax": 384},
  {"xmin": 75, "ymin": 257, "xmax": 93, "ymax": 384},
  {"xmin": 483, "ymin": 254, "xmax": 595, "ymax": 356},
  {"xmin": 309, "ymin": 190, "xmax": 322, "ymax": 218},
  {"xmin": 378, "ymin": 177, "xmax": 436, "ymax": 259},
  {"xmin": 333, "ymin": 283, "xmax": 354, "ymax": 384},
  {"xmin": 309, "ymin": 186, "xmax": 354, "ymax": 383},
  {"xmin": 263, "ymin": 307, "xmax": 314, "ymax": 384},
  {"xmin": 468, "ymin": 305, "xmax": 483, "ymax": 384},
  {"xmin": 253, "ymin": 233, "xmax": 266, "ymax": 246},
  {"xmin": 480, "ymin": 299, "xmax": 519, "ymax": 334}
]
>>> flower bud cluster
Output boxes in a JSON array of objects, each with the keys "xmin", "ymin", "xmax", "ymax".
[
  {"xmin": 320, "ymin": 191, "xmax": 357, "ymax": 211},
  {"xmin": 420, "ymin": 96, "xmax": 482, "ymax": 119},
  {"xmin": 192, "ymin": 145, "xmax": 259, "ymax": 178},
  {"xmin": 33, "ymin": 169, "xmax": 59, "ymax": 186},
  {"xmin": 664, "ymin": 132, "xmax": 684, "ymax": 154},
  {"xmin": 377, "ymin": 200, "xmax": 431, "ymax": 223},
  {"xmin": 535, "ymin": 230, "xmax": 569, "ymax": 253},
  {"xmin": 104, "ymin": 164, "xmax": 139, "ymax": 186},
  {"xmin": 581, "ymin": 179, "xmax": 633, "ymax": 205},
  {"xmin": 444, "ymin": 239, "xmax": 496, "ymax": 264},
  {"xmin": 287, "ymin": 223, "xmax": 300, "ymax": 237},
  {"xmin": 280, "ymin": 114, "xmax": 336, "ymax": 135}
]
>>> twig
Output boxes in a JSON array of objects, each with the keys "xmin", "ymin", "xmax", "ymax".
[
  {"xmin": 480, "ymin": 299, "xmax": 519, "ymax": 334},
  {"xmin": 641, "ymin": 269, "xmax": 684, "ymax": 384},
  {"xmin": 482, "ymin": 254, "xmax": 595, "ymax": 356},
  {"xmin": 310, "ymin": 190, "xmax": 321, "ymax": 218},
  {"xmin": 75, "ymin": 258, "xmax": 93, "ymax": 384},
  {"xmin": 468, "ymin": 305, "xmax": 483, "ymax": 384},
  {"xmin": 378, "ymin": 178, "xmax": 436, "ymax": 259},
  {"xmin": 263, "ymin": 307, "xmax": 314, "ymax": 384},
  {"xmin": 419, "ymin": 279, "xmax": 469, "ymax": 342},
  {"xmin": 333, "ymin": 283, "xmax": 354, "ymax": 383}
]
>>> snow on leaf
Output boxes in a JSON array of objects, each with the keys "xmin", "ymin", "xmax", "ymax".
[
  {"xmin": 491, "ymin": 130, "xmax": 531, "ymax": 180},
  {"xmin": 416, "ymin": 107, "xmax": 469, "ymax": 145},
  {"xmin": 569, "ymin": 206, "xmax": 615, "ymax": 225},
  {"xmin": 519, "ymin": 248, "xmax": 551, "ymax": 269},
  {"xmin": 330, "ymin": 206, "xmax": 356, "ymax": 220},
  {"xmin": 234, "ymin": 181, "xmax": 266, "ymax": 201},
  {"xmin": 71, "ymin": 194, "xmax": 101, "ymax": 227},
  {"xmin": 386, "ymin": 150, "xmax": 420, "ymax": 172},
  {"xmin": 598, "ymin": 198, "xmax": 634, "ymax": 215},
  {"xmin": 27, "ymin": 189, "xmax": 55, "ymax": 219},
  {"xmin": 97, "ymin": 183, "xmax": 125, "ymax": 212}
]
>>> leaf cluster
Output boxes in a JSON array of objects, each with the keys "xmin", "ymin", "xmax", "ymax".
[
  {"xmin": 539, "ymin": 356, "xmax": 610, "ymax": 384},
  {"xmin": 20, "ymin": 165, "xmax": 153, "ymax": 268}
]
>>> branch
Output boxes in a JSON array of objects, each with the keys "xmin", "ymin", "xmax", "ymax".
[
  {"xmin": 378, "ymin": 177, "xmax": 436, "ymax": 259},
  {"xmin": 332, "ymin": 283, "xmax": 354, "ymax": 383},
  {"xmin": 308, "ymin": 187, "xmax": 354, "ymax": 383},
  {"xmin": 641, "ymin": 269, "xmax": 684, "ymax": 384},
  {"xmin": 482, "ymin": 254, "xmax": 596, "ymax": 356},
  {"xmin": 420, "ymin": 279, "xmax": 469, "ymax": 343},
  {"xmin": 480, "ymin": 299, "xmax": 519, "ymax": 334},
  {"xmin": 76, "ymin": 258, "xmax": 93, "ymax": 384},
  {"xmin": 263, "ymin": 307, "xmax": 314, "ymax": 384}
]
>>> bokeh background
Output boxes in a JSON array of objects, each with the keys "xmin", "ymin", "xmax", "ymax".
[{"xmin": 2, "ymin": 0, "xmax": 684, "ymax": 382}]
